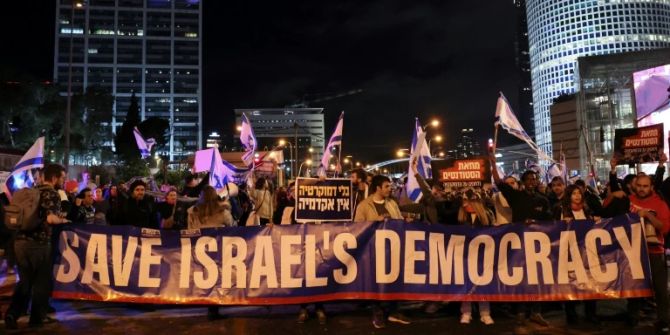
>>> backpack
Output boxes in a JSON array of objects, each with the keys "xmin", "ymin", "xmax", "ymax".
[{"xmin": 4, "ymin": 188, "xmax": 42, "ymax": 231}]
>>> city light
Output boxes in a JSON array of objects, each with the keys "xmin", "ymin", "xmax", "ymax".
[
  {"xmin": 434, "ymin": 135, "xmax": 443, "ymax": 142},
  {"xmin": 431, "ymin": 119, "xmax": 440, "ymax": 128}
]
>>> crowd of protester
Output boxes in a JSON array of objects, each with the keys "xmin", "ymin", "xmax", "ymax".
[{"xmin": 1, "ymin": 149, "xmax": 670, "ymax": 334}]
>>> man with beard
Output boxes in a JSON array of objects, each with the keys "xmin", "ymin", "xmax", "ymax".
[
  {"xmin": 629, "ymin": 174, "xmax": 670, "ymax": 334},
  {"xmin": 5, "ymin": 164, "xmax": 69, "ymax": 329},
  {"xmin": 350, "ymin": 168, "xmax": 369, "ymax": 215}
]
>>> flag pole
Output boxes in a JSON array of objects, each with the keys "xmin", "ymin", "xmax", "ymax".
[{"xmin": 336, "ymin": 112, "xmax": 344, "ymax": 178}]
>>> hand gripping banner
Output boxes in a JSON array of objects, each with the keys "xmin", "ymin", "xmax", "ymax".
[{"xmin": 52, "ymin": 214, "xmax": 653, "ymax": 305}]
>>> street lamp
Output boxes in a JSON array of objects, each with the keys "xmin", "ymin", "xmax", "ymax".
[
  {"xmin": 235, "ymin": 125, "xmax": 242, "ymax": 132},
  {"xmin": 431, "ymin": 119, "xmax": 440, "ymax": 128},
  {"xmin": 344, "ymin": 155, "xmax": 353, "ymax": 171},
  {"xmin": 298, "ymin": 159, "xmax": 312, "ymax": 177},
  {"xmin": 279, "ymin": 139, "xmax": 294, "ymax": 179},
  {"xmin": 396, "ymin": 148, "xmax": 409, "ymax": 158},
  {"xmin": 428, "ymin": 135, "xmax": 443, "ymax": 157}
]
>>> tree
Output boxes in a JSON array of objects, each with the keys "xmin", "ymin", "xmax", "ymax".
[{"xmin": 114, "ymin": 92, "xmax": 141, "ymax": 162}]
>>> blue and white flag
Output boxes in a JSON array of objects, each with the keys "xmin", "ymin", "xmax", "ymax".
[
  {"xmin": 318, "ymin": 112, "xmax": 344, "ymax": 177},
  {"xmin": 208, "ymin": 148, "xmax": 229, "ymax": 194},
  {"xmin": 133, "ymin": 127, "xmax": 156, "ymax": 159},
  {"xmin": 546, "ymin": 162, "xmax": 564, "ymax": 183},
  {"xmin": 4, "ymin": 137, "xmax": 44, "ymax": 195},
  {"xmin": 239, "ymin": 113, "xmax": 257, "ymax": 167},
  {"xmin": 495, "ymin": 93, "xmax": 554, "ymax": 162},
  {"xmin": 199, "ymin": 148, "xmax": 250, "ymax": 192},
  {"xmin": 407, "ymin": 118, "xmax": 432, "ymax": 203}
]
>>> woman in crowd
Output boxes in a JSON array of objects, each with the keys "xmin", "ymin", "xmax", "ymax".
[
  {"xmin": 553, "ymin": 184, "xmax": 600, "ymax": 325},
  {"xmin": 186, "ymin": 185, "xmax": 232, "ymax": 320},
  {"xmin": 187, "ymin": 186, "xmax": 233, "ymax": 229},
  {"xmin": 457, "ymin": 189, "xmax": 495, "ymax": 326},
  {"xmin": 92, "ymin": 187, "xmax": 109, "ymax": 225},
  {"xmin": 249, "ymin": 177, "xmax": 273, "ymax": 226}
]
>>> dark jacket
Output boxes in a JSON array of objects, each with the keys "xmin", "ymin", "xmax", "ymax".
[
  {"xmin": 497, "ymin": 182, "xmax": 552, "ymax": 223},
  {"xmin": 124, "ymin": 196, "xmax": 157, "ymax": 228}
]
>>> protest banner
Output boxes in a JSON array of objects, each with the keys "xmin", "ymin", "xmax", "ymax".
[
  {"xmin": 52, "ymin": 215, "xmax": 652, "ymax": 305},
  {"xmin": 294, "ymin": 178, "xmax": 352, "ymax": 221},
  {"xmin": 433, "ymin": 157, "xmax": 491, "ymax": 188},
  {"xmin": 614, "ymin": 124, "xmax": 664, "ymax": 164}
]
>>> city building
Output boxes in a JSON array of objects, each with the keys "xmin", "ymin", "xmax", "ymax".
[
  {"xmin": 494, "ymin": 143, "xmax": 536, "ymax": 177},
  {"xmin": 206, "ymin": 131, "xmax": 221, "ymax": 149},
  {"xmin": 576, "ymin": 48, "xmax": 670, "ymax": 179},
  {"xmin": 53, "ymin": 0, "xmax": 202, "ymax": 162},
  {"xmin": 549, "ymin": 93, "xmax": 580, "ymax": 176},
  {"xmin": 513, "ymin": 0, "xmax": 534, "ymax": 139},
  {"xmin": 234, "ymin": 108, "xmax": 325, "ymax": 177},
  {"xmin": 526, "ymin": 0, "xmax": 670, "ymax": 157},
  {"xmin": 454, "ymin": 128, "xmax": 482, "ymax": 159}
]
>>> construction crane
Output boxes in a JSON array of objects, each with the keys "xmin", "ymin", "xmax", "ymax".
[{"xmin": 287, "ymin": 89, "xmax": 363, "ymax": 108}]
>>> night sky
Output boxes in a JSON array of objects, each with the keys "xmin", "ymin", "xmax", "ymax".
[{"xmin": 1, "ymin": 0, "xmax": 519, "ymax": 163}]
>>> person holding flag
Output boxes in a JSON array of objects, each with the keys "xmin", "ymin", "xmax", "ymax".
[
  {"xmin": 406, "ymin": 118, "xmax": 432, "ymax": 203},
  {"xmin": 3, "ymin": 137, "xmax": 45, "ymax": 198},
  {"xmin": 318, "ymin": 112, "xmax": 343, "ymax": 177},
  {"xmin": 133, "ymin": 127, "xmax": 156, "ymax": 159},
  {"xmin": 239, "ymin": 113, "xmax": 257, "ymax": 168}
]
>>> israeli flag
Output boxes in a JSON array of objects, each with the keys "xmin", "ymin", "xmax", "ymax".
[
  {"xmin": 206, "ymin": 148, "xmax": 249, "ymax": 193},
  {"xmin": 495, "ymin": 93, "xmax": 554, "ymax": 163},
  {"xmin": 318, "ymin": 112, "xmax": 344, "ymax": 177},
  {"xmin": 208, "ymin": 148, "xmax": 229, "ymax": 194},
  {"xmin": 239, "ymin": 113, "xmax": 257, "ymax": 167},
  {"xmin": 133, "ymin": 127, "xmax": 156, "ymax": 159},
  {"xmin": 407, "ymin": 118, "xmax": 432, "ymax": 203},
  {"xmin": 4, "ymin": 137, "xmax": 44, "ymax": 195}
]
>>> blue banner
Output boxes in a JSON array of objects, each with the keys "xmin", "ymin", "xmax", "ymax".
[
  {"xmin": 294, "ymin": 178, "xmax": 352, "ymax": 221},
  {"xmin": 52, "ymin": 215, "xmax": 653, "ymax": 305}
]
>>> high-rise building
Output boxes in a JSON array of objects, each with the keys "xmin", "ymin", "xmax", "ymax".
[
  {"xmin": 454, "ymin": 128, "xmax": 482, "ymax": 159},
  {"xmin": 234, "ymin": 108, "xmax": 325, "ymax": 176},
  {"xmin": 513, "ymin": 0, "xmax": 534, "ymax": 138},
  {"xmin": 526, "ymin": 0, "xmax": 670, "ymax": 156},
  {"xmin": 53, "ymin": 0, "xmax": 202, "ymax": 162}
]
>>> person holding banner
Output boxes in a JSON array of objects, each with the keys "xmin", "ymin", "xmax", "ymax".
[
  {"xmin": 629, "ymin": 174, "xmax": 670, "ymax": 334},
  {"xmin": 124, "ymin": 180, "xmax": 156, "ymax": 228},
  {"xmin": 457, "ymin": 189, "xmax": 495, "ymax": 326},
  {"xmin": 354, "ymin": 175, "xmax": 410, "ymax": 328},
  {"xmin": 553, "ymin": 184, "xmax": 600, "ymax": 326},
  {"xmin": 490, "ymin": 148, "xmax": 551, "ymax": 332}
]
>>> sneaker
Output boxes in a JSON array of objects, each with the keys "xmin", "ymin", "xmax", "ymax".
[
  {"xmin": 480, "ymin": 315, "xmax": 494, "ymax": 325},
  {"xmin": 297, "ymin": 308, "xmax": 309, "ymax": 323},
  {"xmin": 388, "ymin": 312, "xmax": 411, "ymax": 325},
  {"xmin": 372, "ymin": 308, "xmax": 386, "ymax": 329},
  {"xmin": 529, "ymin": 312, "xmax": 550, "ymax": 327},
  {"xmin": 316, "ymin": 308, "xmax": 326, "ymax": 325},
  {"xmin": 4, "ymin": 314, "xmax": 17, "ymax": 330},
  {"xmin": 460, "ymin": 313, "xmax": 472, "ymax": 324}
]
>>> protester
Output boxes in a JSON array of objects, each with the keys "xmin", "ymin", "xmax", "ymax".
[
  {"xmin": 124, "ymin": 180, "xmax": 156, "ymax": 229},
  {"xmin": 350, "ymin": 168, "xmax": 369, "ymax": 213},
  {"xmin": 628, "ymin": 174, "xmax": 670, "ymax": 334},
  {"xmin": 157, "ymin": 188, "xmax": 188, "ymax": 230},
  {"xmin": 490, "ymin": 148, "xmax": 551, "ymax": 333},
  {"xmin": 354, "ymin": 175, "xmax": 410, "ymax": 328},
  {"xmin": 492, "ymin": 176, "xmax": 517, "ymax": 225},
  {"xmin": 67, "ymin": 188, "xmax": 95, "ymax": 225},
  {"xmin": 187, "ymin": 186, "xmax": 233, "ymax": 229},
  {"xmin": 547, "ymin": 176, "xmax": 566, "ymax": 208},
  {"xmin": 249, "ymin": 177, "xmax": 273, "ymax": 226},
  {"xmin": 457, "ymin": 189, "xmax": 495, "ymax": 326},
  {"xmin": 5, "ymin": 164, "xmax": 68, "ymax": 330},
  {"xmin": 105, "ymin": 185, "xmax": 124, "ymax": 226},
  {"xmin": 553, "ymin": 184, "xmax": 600, "ymax": 325},
  {"xmin": 92, "ymin": 187, "xmax": 109, "ymax": 225}
]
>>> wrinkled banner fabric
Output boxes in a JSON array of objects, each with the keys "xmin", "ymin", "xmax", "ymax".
[{"xmin": 51, "ymin": 214, "xmax": 652, "ymax": 305}]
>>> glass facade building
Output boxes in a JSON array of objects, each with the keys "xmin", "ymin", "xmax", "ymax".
[
  {"xmin": 576, "ymin": 48, "xmax": 670, "ymax": 179},
  {"xmin": 53, "ymin": 0, "xmax": 202, "ymax": 161},
  {"xmin": 526, "ymin": 0, "xmax": 670, "ymax": 157}
]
